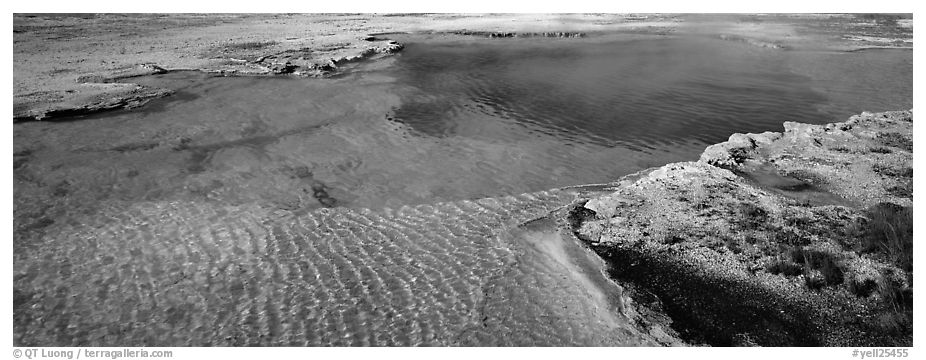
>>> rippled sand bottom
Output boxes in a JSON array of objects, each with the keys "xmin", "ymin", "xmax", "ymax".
[{"xmin": 14, "ymin": 187, "xmax": 663, "ymax": 346}]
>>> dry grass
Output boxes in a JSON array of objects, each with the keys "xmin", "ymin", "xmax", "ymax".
[
  {"xmin": 856, "ymin": 203, "xmax": 913, "ymax": 337},
  {"xmin": 861, "ymin": 203, "xmax": 913, "ymax": 272}
]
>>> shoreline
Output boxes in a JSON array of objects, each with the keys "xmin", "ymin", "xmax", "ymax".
[
  {"xmin": 13, "ymin": 13, "xmax": 682, "ymax": 121},
  {"xmin": 12, "ymin": 109, "xmax": 913, "ymax": 346},
  {"xmin": 13, "ymin": 14, "xmax": 913, "ymax": 346},
  {"xmin": 566, "ymin": 110, "xmax": 913, "ymax": 346},
  {"xmin": 13, "ymin": 13, "xmax": 912, "ymax": 121}
]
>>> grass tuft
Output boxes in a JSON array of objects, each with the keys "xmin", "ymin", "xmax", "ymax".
[
  {"xmin": 861, "ymin": 203, "xmax": 913, "ymax": 272},
  {"xmin": 736, "ymin": 202, "xmax": 768, "ymax": 230},
  {"xmin": 766, "ymin": 259, "xmax": 804, "ymax": 277}
]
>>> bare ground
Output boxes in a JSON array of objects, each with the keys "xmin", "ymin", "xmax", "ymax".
[{"xmin": 570, "ymin": 111, "xmax": 913, "ymax": 346}]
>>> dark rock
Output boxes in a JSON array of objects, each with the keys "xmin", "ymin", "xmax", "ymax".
[
  {"xmin": 310, "ymin": 182, "xmax": 338, "ymax": 208},
  {"xmin": 266, "ymin": 60, "xmax": 297, "ymax": 74}
]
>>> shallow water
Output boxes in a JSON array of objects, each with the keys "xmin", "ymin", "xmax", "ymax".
[
  {"xmin": 13, "ymin": 30, "xmax": 912, "ymax": 346},
  {"xmin": 17, "ymin": 188, "xmax": 658, "ymax": 346},
  {"xmin": 16, "ymin": 34, "xmax": 911, "ymax": 212}
]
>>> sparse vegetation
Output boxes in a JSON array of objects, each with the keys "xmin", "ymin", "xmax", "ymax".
[
  {"xmin": 224, "ymin": 40, "xmax": 278, "ymax": 51},
  {"xmin": 736, "ymin": 202, "xmax": 768, "ymax": 230},
  {"xmin": 885, "ymin": 183, "xmax": 913, "ymax": 198},
  {"xmin": 766, "ymin": 258, "xmax": 803, "ymax": 276},
  {"xmin": 872, "ymin": 164, "xmax": 913, "ymax": 178},
  {"xmin": 869, "ymin": 147, "xmax": 893, "ymax": 154},
  {"xmin": 845, "ymin": 203, "xmax": 914, "ymax": 338},
  {"xmin": 790, "ymin": 248, "xmax": 844, "ymax": 288},
  {"xmin": 775, "ymin": 228, "xmax": 810, "ymax": 247},
  {"xmin": 859, "ymin": 203, "xmax": 913, "ymax": 272},
  {"xmin": 876, "ymin": 132, "xmax": 913, "ymax": 152}
]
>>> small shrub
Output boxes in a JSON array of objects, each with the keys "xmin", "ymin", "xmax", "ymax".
[
  {"xmin": 791, "ymin": 248, "xmax": 844, "ymax": 287},
  {"xmin": 849, "ymin": 277, "xmax": 878, "ymax": 297},
  {"xmin": 695, "ymin": 201, "xmax": 713, "ymax": 212},
  {"xmin": 776, "ymin": 229, "xmax": 810, "ymax": 247},
  {"xmin": 872, "ymin": 272, "xmax": 913, "ymax": 337},
  {"xmin": 663, "ymin": 234, "xmax": 686, "ymax": 245},
  {"xmin": 818, "ymin": 255, "xmax": 845, "ymax": 286},
  {"xmin": 804, "ymin": 269, "xmax": 827, "ymax": 290},
  {"xmin": 704, "ymin": 236, "xmax": 729, "ymax": 251},
  {"xmin": 876, "ymin": 132, "xmax": 912, "ymax": 152},
  {"xmin": 876, "ymin": 313, "xmax": 907, "ymax": 336},
  {"xmin": 737, "ymin": 203, "xmax": 768, "ymax": 230},
  {"xmin": 784, "ymin": 215, "xmax": 811, "ymax": 228},
  {"xmin": 725, "ymin": 237, "xmax": 744, "ymax": 254},
  {"xmin": 766, "ymin": 259, "xmax": 804, "ymax": 277}
]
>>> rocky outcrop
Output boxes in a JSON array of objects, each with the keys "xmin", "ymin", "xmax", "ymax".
[
  {"xmin": 73, "ymin": 63, "xmax": 169, "ymax": 84},
  {"xmin": 13, "ymin": 39, "xmax": 404, "ymax": 121},
  {"xmin": 252, "ymin": 39, "xmax": 405, "ymax": 77},
  {"xmin": 569, "ymin": 110, "xmax": 913, "ymax": 346},
  {"xmin": 13, "ymin": 83, "xmax": 174, "ymax": 121},
  {"xmin": 13, "ymin": 63, "xmax": 174, "ymax": 121},
  {"xmin": 700, "ymin": 110, "xmax": 912, "ymax": 207}
]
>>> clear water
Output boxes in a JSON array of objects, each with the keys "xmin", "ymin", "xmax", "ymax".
[
  {"xmin": 15, "ymin": 34, "xmax": 911, "ymax": 213},
  {"xmin": 13, "ymin": 31, "xmax": 912, "ymax": 346}
]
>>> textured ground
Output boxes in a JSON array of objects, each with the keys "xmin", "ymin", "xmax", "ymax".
[{"xmin": 572, "ymin": 111, "xmax": 913, "ymax": 346}]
